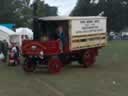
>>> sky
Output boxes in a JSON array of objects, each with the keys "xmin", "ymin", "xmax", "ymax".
[
  {"xmin": 30, "ymin": 0, "xmax": 100, "ymax": 16},
  {"xmin": 44, "ymin": 0, "xmax": 78, "ymax": 16}
]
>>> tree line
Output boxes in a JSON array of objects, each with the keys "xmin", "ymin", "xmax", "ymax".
[
  {"xmin": 71, "ymin": 0, "xmax": 128, "ymax": 33},
  {"xmin": 0, "ymin": 0, "xmax": 58, "ymax": 28}
]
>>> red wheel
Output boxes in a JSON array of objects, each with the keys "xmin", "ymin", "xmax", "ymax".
[
  {"xmin": 82, "ymin": 49, "xmax": 96, "ymax": 68},
  {"xmin": 48, "ymin": 57, "xmax": 63, "ymax": 74},
  {"xmin": 23, "ymin": 58, "xmax": 36, "ymax": 72}
]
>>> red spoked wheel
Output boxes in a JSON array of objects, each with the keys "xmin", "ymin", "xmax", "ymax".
[
  {"xmin": 82, "ymin": 49, "xmax": 96, "ymax": 68},
  {"xmin": 23, "ymin": 58, "xmax": 36, "ymax": 72},
  {"xmin": 48, "ymin": 57, "xmax": 63, "ymax": 74}
]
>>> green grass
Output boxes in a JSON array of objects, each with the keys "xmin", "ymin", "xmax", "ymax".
[{"xmin": 0, "ymin": 40, "xmax": 128, "ymax": 96}]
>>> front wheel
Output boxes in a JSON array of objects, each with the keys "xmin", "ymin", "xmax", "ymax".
[
  {"xmin": 48, "ymin": 56, "xmax": 63, "ymax": 74},
  {"xmin": 23, "ymin": 58, "xmax": 36, "ymax": 72}
]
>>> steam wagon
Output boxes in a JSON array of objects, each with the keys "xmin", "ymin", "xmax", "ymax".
[{"xmin": 22, "ymin": 16, "xmax": 107, "ymax": 74}]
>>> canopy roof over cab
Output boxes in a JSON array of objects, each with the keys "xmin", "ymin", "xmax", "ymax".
[{"xmin": 39, "ymin": 16, "xmax": 106, "ymax": 21}]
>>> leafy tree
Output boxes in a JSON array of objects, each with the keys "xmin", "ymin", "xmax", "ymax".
[
  {"xmin": 0, "ymin": 0, "xmax": 58, "ymax": 28},
  {"xmin": 71, "ymin": 0, "xmax": 128, "ymax": 32}
]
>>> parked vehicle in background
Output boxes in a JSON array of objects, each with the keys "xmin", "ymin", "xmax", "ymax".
[
  {"xmin": 122, "ymin": 32, "xmax": 128, "ymax": 40},
  {"xmin": 109, "ymin": 32, "xmax": 122, "ymax": 40}
]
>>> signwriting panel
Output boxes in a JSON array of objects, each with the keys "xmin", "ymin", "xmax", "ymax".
[{"xmin": 71, "ymin": 18, "xmax": 106, "ymax": 36}]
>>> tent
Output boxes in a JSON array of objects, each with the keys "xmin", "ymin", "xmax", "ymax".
[
  {"xmin": 0, "ymin": 24, "xmax": 15, "ymax": 30},
  {"xmin": 0, "ymin": 26, "xmax": 16, "ymax": 44},
  {"xmin": 16, "ymin": 28, "xmax": 33, "ymax": 39}
]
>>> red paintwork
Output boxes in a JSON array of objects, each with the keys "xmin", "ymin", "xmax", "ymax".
[
  {"xmin": 22, "ymin": 40, "xmax": 63, "ymax": 56},
  {"xmin": 22, "ymin": 39, "xmax": 101, "ymax": 73}
]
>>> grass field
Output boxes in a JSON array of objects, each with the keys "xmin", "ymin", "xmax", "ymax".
[{"xmin": 0, "ymin": 40, "xmax": 128, "ymax": 96}]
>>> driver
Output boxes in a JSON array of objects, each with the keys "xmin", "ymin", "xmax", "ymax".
[{"xmin": 56, "ymin": 25, "xmax": 67, "ymax": 51}]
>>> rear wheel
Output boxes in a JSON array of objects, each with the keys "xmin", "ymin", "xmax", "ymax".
[
  {"xmin": 48, "ymin": 56, "xmax": 63, "ymax": 74},
  {"xmin": 82, "ymin": 49, "xmax": 97, "ymax": 68},
  {"xmin": 23, "ymin": 58, "xmax": 36, "ymax": 72}
]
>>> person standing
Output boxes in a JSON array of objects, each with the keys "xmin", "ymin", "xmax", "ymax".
[
  {"xmin": 2, "ymin": 40, "xmax": 9, "ymax": 62},
  {"xmin": 0, "ymin": 40, "xmax": 3, "ymax": 52},
  {"xmin": 56, "ymin": 25, "xmax": 68, "ymax": 51},
  {"xmin": 0, "ymin": 40, "xmax": 4, "ymax": 62}
]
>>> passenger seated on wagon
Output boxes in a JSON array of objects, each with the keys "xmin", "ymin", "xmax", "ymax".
[{"xmin": 56, "ymin": 25, "xmax": 68, "ymax": 51}]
